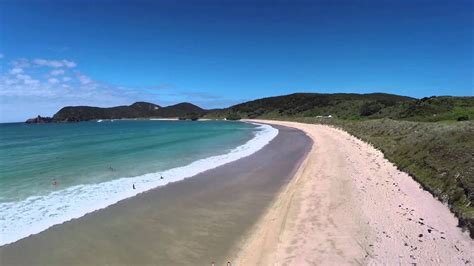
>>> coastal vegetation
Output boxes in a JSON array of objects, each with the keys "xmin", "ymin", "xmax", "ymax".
[
  {"xmin": 225, "ymin": 113, "xmax": 242, "ymax": 120},
  {"xmin": 25, "ymin": 92, "xmax": 473, "ymax": 236},
  {"xmin": 178, "ymin": 112, "xmax": 200, "ymax": 121},
  {"xmin": 25, "ymin": 115, "xmax": 54, "ymax": 124},
  {"xmin": 206, "ymin": 93, "xmax": 473, "ymax": 122},
  {"xmin": 42, "ymin": 102, "xmax": 206, "ymax": 122},
  {"xmin": 291, "ymin": 117, "xmax": 474, "ymax": 238},
  {"xmin": 204, "ymin": 93, "xmax": 473, "ymax": 237}
]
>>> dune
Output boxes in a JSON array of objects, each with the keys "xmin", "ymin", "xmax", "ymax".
[{"xmin": 235, "ymin": 120, "xmax": 473, "ymax": 265}]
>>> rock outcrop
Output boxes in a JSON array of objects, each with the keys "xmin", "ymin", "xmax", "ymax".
[{"xmin": 25, "ymin": 115, "xmax": 54, "ymax": 124}]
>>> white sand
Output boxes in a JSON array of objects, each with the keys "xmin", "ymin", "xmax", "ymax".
[
  {"xmin": 148, "ymin": 118, "xmax": 179, "ymax": 120},
  {"xmin": 235, "ymin": 120, "xmax": 473, "ymax": 265}
]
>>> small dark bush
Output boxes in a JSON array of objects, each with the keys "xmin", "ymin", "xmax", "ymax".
[
  {"xmin": 179, "ymin": 112, "xmax": 200, "ymax": 121},
  {"xmin": 226, "ymin": 113, "xmax": 242, "ymax": 120},
  {"xmin": 360, "ymin": 101, "xmax": 382, "ymax": 116},
  {"xmin": 248, "ymin": 113, "xmax": 259, "ymax": 119},
  {"xmin": 457, "ymin": 115, "xmax": 469, "ymax": 121}
]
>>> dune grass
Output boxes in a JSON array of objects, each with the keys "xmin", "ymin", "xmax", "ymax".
[
  {"xmin": 277, "ymin": 117, "xmax": 474, "ymax": 237},
  {"xmin": 204, "ymin": 94, "xmax": 474, "ymax": 237}
]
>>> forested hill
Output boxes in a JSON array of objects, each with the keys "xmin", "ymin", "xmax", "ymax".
[
  {"xmin": 26, "ymin": 93, "xmax": 473, "ymax": 123},
  {"xmin": 47, "ymin": 102, "xmax": 206, "ymax": 122},
  {"xmin": 205, "ymin": 93, "xmax": 473, "ymax": 122}
]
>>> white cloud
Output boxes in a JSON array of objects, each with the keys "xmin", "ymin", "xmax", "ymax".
[
  {"xmin": 33, "ymin": 59, "xmax": 77, "ymax": 68},
  {"xmin": 50, "ymin": 69, "xmax": 65, "ymax": 76},
  {"xmin": 16, "ymin": 74, "xmax": 31, "ymax": 80},
  {"xmin": 9, "ymin": 68, "xmax": 23, "ymax": 75},
  {"xmin": 4, "ymin": 78, "xmax": 18, "ymax": 85},
  {"xmin": 0, "ymin": 59, "xmax": 134, "ymax": 103},
  {"xmin": 48, "ymin": 78, "xmax": 60, "ymax": 84},
  {"xmin": 63, "ymin": 60, "xmax": 76, "ymax": 68},
  {"xmin": 11, "ymin": 59, "xmax": 30, "ymax": 68},
  {"xmin": 13, "ymin": 73, "xmax": 40, "ymax": 85},
  {"xmin": 77, "ymin": 73, "xmax": 92, "ymax": 85},
  {"xmin": 0, "ymin": 56, "xmax": 182, "ymax": 122},
  {"xmin": 24, "ymin": 79, "xmax": 40, "ymax": 85}
]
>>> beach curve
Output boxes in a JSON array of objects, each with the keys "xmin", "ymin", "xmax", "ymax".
[
  {"xmin": 235, "ymin": 119, "xmax": 474, "ymax": 265},
  {"xmin": 0, "ymin": 123, "xmax": 312, "ymax": 265}
]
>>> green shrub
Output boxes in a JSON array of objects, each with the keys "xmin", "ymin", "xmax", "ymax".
[
  {"xmin": 179, "ymin": 112, "xmax": 200, "ymax": 121},
  {"xmin": 360, "ymin": 101, "xmax": 382, "ymax": 116},
  {"xmin": 226, "ymin": 113, "xmax": 242, "ymax": 120}
]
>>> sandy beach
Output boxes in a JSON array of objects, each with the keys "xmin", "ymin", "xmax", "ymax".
[
  {"xmin": 236, "ymin": 120, "xmax": 474, "ymax": 265},
  {"xmin": 0, "ymin": 124, "xmax": 311, "ymax": 265},
  {"xmin": 2, "ymin": 120, "xmax": 473, "ymax": 265}
]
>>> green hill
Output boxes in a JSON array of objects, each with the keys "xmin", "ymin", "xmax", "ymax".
[
  {"xmin": 206, "ymin": 92, "xmax": 474, "ymax": 237},
  {"xmin": 51, "ymin": 102, "xmax": 206, "ymax": 122},
  {"xmin": 206, "ymin": 93, "xmax": 473, "ymax": 122}
]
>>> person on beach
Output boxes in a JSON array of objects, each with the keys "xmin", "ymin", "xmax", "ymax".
[{"xmin": 132, "ymin": 184, "xmax": 136, "ymax": 189}]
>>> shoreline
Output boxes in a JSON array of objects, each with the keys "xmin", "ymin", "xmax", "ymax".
[
  {"xmin": 0, "ymin": 124, "xmax": 312, "ymax": 265},
  {"xmin": 235, "ymin": 120, "xmax": 474, "ymax": 265},
  {"xmin": 0, "ymin": 122, "xmax": 277, "ymax": 246}
]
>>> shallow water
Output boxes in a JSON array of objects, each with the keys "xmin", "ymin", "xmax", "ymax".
[
  {"xmin": 0, "ymin": 120, "xmax": 279, "ymax": 245},
  {"xmin": 0, "ymin": 120, "xmax": 257, "ymax": 202},
  {"xmin": 0, "ymin": 125, "xmax": 312, "ymax": 265}
]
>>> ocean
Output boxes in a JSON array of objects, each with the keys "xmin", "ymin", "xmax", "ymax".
[{"xmin": 0, "ymin": 120, "xmax": 278, "ymax": 245}]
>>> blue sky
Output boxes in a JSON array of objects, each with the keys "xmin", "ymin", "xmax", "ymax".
[{"xmin": 0, "ymin": 0, "xmax": 473, "ymax": 122}]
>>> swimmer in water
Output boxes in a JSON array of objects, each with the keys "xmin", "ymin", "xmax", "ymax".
[{"xmin": 52, "ymin": 179, "xmax": 58, "ymax": 186}]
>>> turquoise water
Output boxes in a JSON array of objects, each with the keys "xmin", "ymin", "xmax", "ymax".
[
  {"xmin": 0, "ymin": 119, "xmax": 279, "ymax": 246},
  {"xmin": 0, "ymin": 120, "xmax": 258, "ymax": 203}
]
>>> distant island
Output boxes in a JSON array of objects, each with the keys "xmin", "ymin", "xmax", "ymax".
[{"xmin": 26, "ymin": 92, "xmax": 472, "ymax": 123}]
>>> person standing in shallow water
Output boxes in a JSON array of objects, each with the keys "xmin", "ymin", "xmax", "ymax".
[{"xmin": 132, "ymin": 184, "xmax": 135, "ymax": 190}]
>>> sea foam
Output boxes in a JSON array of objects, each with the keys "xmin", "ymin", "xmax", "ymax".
[{"xmin": 0, "ymin": 123, "xmax": 278, "ymax": 246}]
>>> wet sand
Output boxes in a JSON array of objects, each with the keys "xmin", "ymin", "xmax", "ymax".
[
  {"xmin": 0, "ymin": 125, "xmax": 311, "ymax": 265},
  {"xmin": 236, "ymin": 120, "xmax": 474, "ymax": 265}
]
